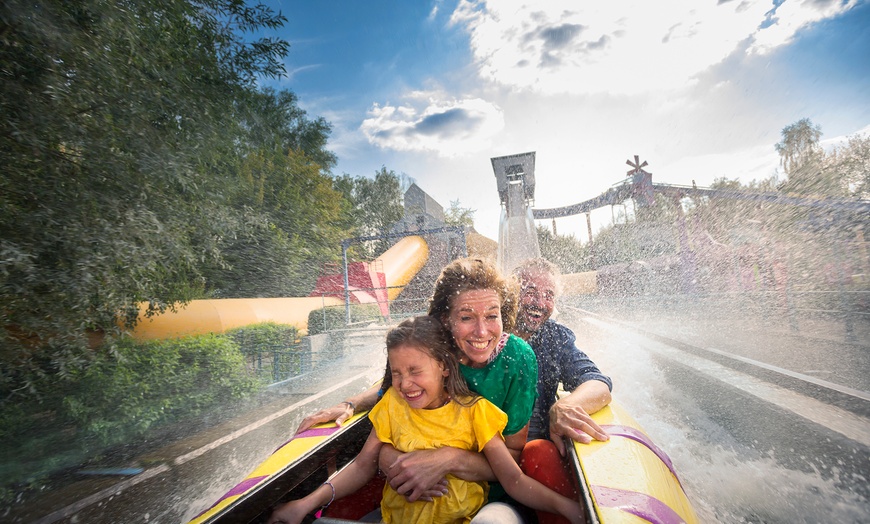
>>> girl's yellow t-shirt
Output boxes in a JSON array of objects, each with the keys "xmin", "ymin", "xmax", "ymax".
[{"xmin": 369, "ymin": 387, "xmax": 508, "ymax": 524}]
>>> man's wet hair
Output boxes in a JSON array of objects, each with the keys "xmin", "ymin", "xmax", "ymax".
[{"xmin": 512, "ymin": 257, "xmax": 562, "ymax": 295}]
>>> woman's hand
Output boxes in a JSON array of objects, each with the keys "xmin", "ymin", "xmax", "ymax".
[{"xmin": 294, "ymin": 403, "xmax": 354, "ymax": 434}]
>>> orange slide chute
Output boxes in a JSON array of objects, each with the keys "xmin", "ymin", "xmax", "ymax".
[{"xmin": 130, "ymin": 236, "xmax": 429, "ymax": 341}]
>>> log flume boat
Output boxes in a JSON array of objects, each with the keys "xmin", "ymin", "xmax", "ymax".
[{"xmin": 188, "ymin": 395, "xmax": 699, "ymax": 524}]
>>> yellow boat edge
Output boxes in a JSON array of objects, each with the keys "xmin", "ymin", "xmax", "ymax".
[
  {"xmin": 573, "ymin": 403, "xmax": 699, "ymax": 524},
  {"xmin": 187, "ymin": 413, "xmax": 369, "ymax": 524},
  {"xmin": 188, "ymin": 401, "xmax": 699, "ymax": 524}
]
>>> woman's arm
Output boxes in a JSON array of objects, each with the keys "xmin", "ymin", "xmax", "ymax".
[
  {"xmin": 295, "ymin": 384, "xmax": 381, "ymax": 434},
  {"xmin": 380, "ymin": 444, "xmax": 493, "ymax": 502},
  {"xmin": 267, "ymin": 430, "xmax": 383, "ymax": 524},
  {"xmin": 379, "ymin": 421, "xmax": 529, "ymax": 501},
  {"xmin": 482, "ymin": 435, "xmax": 583, "ymax": 524}
]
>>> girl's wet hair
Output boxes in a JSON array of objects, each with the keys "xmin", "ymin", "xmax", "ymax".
[
  {"xmin": 380, "ymin": 316, "xmax": 476, "ymax": 405},
  {"xmin": 427, "ymin": 258, "xmax": 518, "ymax": 333}
]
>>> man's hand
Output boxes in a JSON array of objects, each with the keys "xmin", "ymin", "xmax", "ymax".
[
  {"xmin": 294, "ymin": 403, "xmax": 353, "ymax": 434},
  {"xmin": 384, "ymin": 448, "xmax": 453, "ymax": 502},
  {"xmin": 549, "ymin": 399, "xmax": 609, "ymax": 456}
]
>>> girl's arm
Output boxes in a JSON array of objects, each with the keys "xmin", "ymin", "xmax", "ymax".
[
  {"xmin": 502, "ymin": 423, "xmax": 529, "ymax": 462},
  {"xmin": 482, "ymin": 435, "xmax": 584, "ymax": 524},
  {"xmin": 295, "ymin": 384, "xmax": 381, "ymax": 434},
  {"xmin": 267, "ymin": 429, "xmax": 383, "ymax": 524}
]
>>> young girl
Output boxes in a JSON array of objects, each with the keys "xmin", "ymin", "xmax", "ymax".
[{"xmin": 266, "ymin": 316, "xmax": 582, "ymax": 524}]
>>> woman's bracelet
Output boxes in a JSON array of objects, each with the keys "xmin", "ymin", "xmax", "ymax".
[
  {"xmin": 341, "ymin": 400, "xmax": 355, "ymax": 411},
  {"xmin": 322, "ymin": 480, "xmax": 335, "ymax": 511}
]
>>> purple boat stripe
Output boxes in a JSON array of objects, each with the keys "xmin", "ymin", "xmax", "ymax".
[
  {"xmin": 192, "ymin": 475, "xmax": 269, "ymax": 518},
  {"xmin": 601, "ymin": 424, "xmax": 683, "ymax": 489},
  {"xmin": 592, "ymin": 485, "xmax": 687, "ymax": 524},
  {"xmin": 272, "ymin": 425, "xmax": 341, "ymax": 453},
  {"xmin": 295, "ymin": 426, "xmax": 341, "ymax": 439}
]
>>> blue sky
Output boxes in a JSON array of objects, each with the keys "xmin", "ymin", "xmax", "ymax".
[{"xmin": 256, "ymin": 0, "xmax": 870, "ymax": 240}]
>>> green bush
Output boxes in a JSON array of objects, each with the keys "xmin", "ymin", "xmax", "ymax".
[
  {"xmin": 226, "ymin": 323, "xmax": 303, "ymax": 382},
  {"xmin": 307, "ymin": 304, "xmax": 383, "ymax": 335},
  {"xmin": 61, "ymin": 335, "xmax": 260, "ymax": 446},
  {"xmin": 0, "ymin": 333, "xmax": 261, "ymax": 491},
  {"xmin": 226, "ymin": 322, "xmax": 299, "ymax": 351}
]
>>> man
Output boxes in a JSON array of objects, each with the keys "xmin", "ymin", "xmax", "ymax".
[{"xmin": 512, "ymin": 258, "xmax": 612, "ymax": 456}]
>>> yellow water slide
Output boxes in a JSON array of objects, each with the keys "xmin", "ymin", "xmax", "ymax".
[
  {"xmin": 378, "ymin": 235, "xmax": 428, "ymax": 301},
  {"xmin": 130, "ymin": 235, "xmax": 429, "ymax": 340}
]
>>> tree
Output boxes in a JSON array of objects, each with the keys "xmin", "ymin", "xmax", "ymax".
[
  {"xmin": 775, "ymin": 118, "xmax": 822, "ymax": 175},
  {"xmin": 536, "ymin": 226, "xmax": 591, "ymax": 273},
  {"xmin": 824, "ymin": 133, "xmax": 870, "ymax": 199},
  {"xmin": 237, "ymin": 88, "xmax": 337, "ymax": 172},
  {"xmin": 334, "ymin": 167, "xmax": 405, "ymax": 259},
  {"xmin": 205, "ymin": 148, "xmax": 347, "ymax": 298},
  {"xmin": 775, "ymin": 118, "xmax": 841, "ymax": 196},
  {"xmin": 0, "ymin": 0, "xmax": 294, "ymax": 398},
  {"xmin": 444, "ymin": 200, "xmax": 476, "ymax": 228},
  {"xmin": 199, "ymin": 86, "xmax": 344, "ymax": 298}
]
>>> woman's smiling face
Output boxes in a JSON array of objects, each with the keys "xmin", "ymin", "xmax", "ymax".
[
  {"xmin": 445, "ymin": 289, "xmax": 503, "ymax": 368},
  {"xmin": 388, "ymin": 343, "xmax": 450, "ymax": 410}
]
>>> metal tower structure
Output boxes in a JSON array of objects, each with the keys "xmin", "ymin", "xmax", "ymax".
[{"xmin": 491, "ymin": 151, "xmax": 541, "ymax": 273}]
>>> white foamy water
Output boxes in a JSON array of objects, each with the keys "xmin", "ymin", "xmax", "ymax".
[{"xmin": 566, "ymin": 313, "xmax": 870, "ymax": 523}]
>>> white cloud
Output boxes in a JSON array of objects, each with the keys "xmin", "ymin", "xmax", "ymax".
[
  {"xmin": 750, "ymin": 0, "xmax": 859, "ymax": 54},
  {"xmin": 448, "ymin": 0, "xmax": 857, "ymax": 95},
  {"xmin": 360, "ymin": 93, "xmax": 505, "ymax": 155}
]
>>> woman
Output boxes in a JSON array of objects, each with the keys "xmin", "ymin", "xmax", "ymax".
[{"xmin": 295, "ymin": 258, "xmax": 540, "ymax": 523}]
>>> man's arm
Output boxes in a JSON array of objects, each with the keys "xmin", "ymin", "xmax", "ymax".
[
  {"xmin": 549, "ymin": 379, "xmax": 611, "ymax": 455},
  {"xmin": 294, "ymin": 384, "xmax": 380, "ymax": 434}
]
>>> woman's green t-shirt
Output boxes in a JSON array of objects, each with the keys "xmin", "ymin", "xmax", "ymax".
[
  {"xmin": 459, "ymin": 333, "xmax": 538, "ymax": 435},
  {"xmin": 459, "ymin": 333, "xmax": 538, "ymax": 503}
]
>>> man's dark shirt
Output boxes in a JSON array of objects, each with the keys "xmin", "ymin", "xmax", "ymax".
[{"xmin": 527, "ymin": 319, "xmax": 613, "ymax": 440}]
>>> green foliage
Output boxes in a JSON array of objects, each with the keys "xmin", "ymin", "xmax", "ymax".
[
  {"xmin": 0, "ymin": 1, "xmax": 348, "ymax": 403},
  {"xmin": 445, "ymin": 200, "xmax": 476, "ymax": 228},
  {"xmin": 334, "ymin": 167, "xmax": 405, "ymax": 260},
  {"xmin": 0, "ymin": 333, "xmax": 260, "ymax": 488},
  {"xmin": 226, "ymin": 322, "xmax": 299, "ymax": 351},
  {"xmin": 536, "ymin": 226, "xmax": 591, "ymax": 273},
  {"xmin": 63, "ymin": 336, "xmax": 259, "ymax": 443},
  {"xmin": 775, "ymin": 118, "xmax": 823, "ymax": 175},
  {"xmin": 307, "ymin": 304, "xmax": 383, "ymax": 335},
  {"xmin": 226, "ymin": 323, "xmax": 303, "ymax": 382},
  {"xmin": 205, "ymin": 147, "xmax": 347, "ymax": 297},
  {"xmin": 821, "ymin": 133, "xmax": 870, "ymax": 199},
  {"xmin": 775, "ymin": 118, "xmax": 854, "ymax": 197}
]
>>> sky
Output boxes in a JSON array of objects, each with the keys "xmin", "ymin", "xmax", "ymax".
[{"xmin": 255, "ymin": 0, "xmax": 870, "ymax": 241}]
